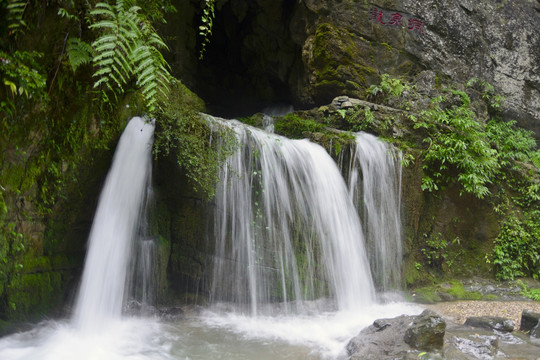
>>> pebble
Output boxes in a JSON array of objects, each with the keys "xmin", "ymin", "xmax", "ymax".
[{"xmin": 426, "ymin": 301, "xmax": 540, "ymax": 329}]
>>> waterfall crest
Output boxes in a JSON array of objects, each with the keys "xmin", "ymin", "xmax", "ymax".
[
  {"xmin": 210, "ymin": 119, "xmax": 375, "ymax": 315},
  {"xmin": 73, "ymin": 116, "xmax": 154, "ymax": 331}
]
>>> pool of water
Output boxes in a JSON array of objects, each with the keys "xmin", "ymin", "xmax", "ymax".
[{"xmin": 0, "ymin": 302, "xmax": 422, "ymax": 360}]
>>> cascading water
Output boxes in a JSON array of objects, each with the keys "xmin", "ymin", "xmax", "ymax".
[
  {"xmin": 347, "ymin": 132, "xmax": 403, "ymax": 291},
  {"xmin": 129, "ymin": 182, "xmax": 158, "ymax": 311},
  {"xmin": 210, "ymin": 118, "xmax": 375, "ymax": 315},
  {"xmin": 0, "ymin": 114, "xmax": 422, "ymax": 360},
  {"xmin": 73, "ymin": 116, "xmax": 154, "ymax": 330}
]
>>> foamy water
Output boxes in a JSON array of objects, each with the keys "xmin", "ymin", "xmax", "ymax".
[{"xmin": 0, "ymin": 301, "xmax": 422, "ymax": 360}]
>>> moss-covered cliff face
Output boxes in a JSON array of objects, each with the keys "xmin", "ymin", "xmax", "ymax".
[{"xmin": 153, "ymin": 153, "xmax": 214, "ymax": 304}]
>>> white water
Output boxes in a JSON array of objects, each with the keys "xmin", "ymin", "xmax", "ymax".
[
  {"xmin": 347, "ymin": 132, "xmax": 403, "ymax": 290},
  {"xmin": 211, "ymin": 119, "xmax": 375, "ymax": 315},
  {"xmin": 0, "ymin": 115, "xmax": 423, "ymax": 360},
  {"xmin": 0, "ymin": 301, "xmax": 423, "ymax": 360},
  {"xmin": 73, "ymin": 116, "xmax": 154, "ymax": 331}
]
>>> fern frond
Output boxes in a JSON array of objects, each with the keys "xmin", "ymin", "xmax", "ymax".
[
  {"xmin": 7, "ymin": 0, "xmax": 29, "ymax": 37},
  {"xmin": 66, "ymin": 38, "xmax": 93, "ymax": 72},
  {"xmin": 89, "ymin": 0, "xmax": 171, "ymax": 113}
]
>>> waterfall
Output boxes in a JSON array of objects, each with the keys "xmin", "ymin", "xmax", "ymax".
[
  {"xmin": 73, "ymin": 116, "xmax": 154, "ymax": 331},
  {"xmin": 347, "ymin": 132, "xmax": 403, "ymax": 291},
  {"xmin": 210, "ymin": 119, "xmax": 375, "ymax": 315},
  {"xmin": 129, "ymin": 181, "xmax": 157, "ymax": 311}
]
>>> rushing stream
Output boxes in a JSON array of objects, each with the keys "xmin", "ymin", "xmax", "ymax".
[{"xmin": 0, "ymin": 115, "xmax": 424, "ymax": 359}]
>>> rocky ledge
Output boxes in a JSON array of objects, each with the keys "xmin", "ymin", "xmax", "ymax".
[{"xmin": 347, "ymin": 307, "xmax": 540, "ymax": 359}]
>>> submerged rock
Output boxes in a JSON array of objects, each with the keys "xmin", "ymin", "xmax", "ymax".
[
  {"xmin": 464, "ymin": 316, "xmax": 514, "ymax": 333},
  {"xmin": 158, "ymin": 306, "xmax": 185, "ymax": 322},
  {"xmin": 449, "ymin": 335, "xmax": 499, "ymax": 360}
]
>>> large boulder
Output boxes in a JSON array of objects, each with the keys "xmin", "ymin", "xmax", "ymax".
[
  {"xmin": 404, "ymin": 309, "xmax": 447, "ymax": 350},
  {"xmin": 347, "ymin": 309, "xmax": 446, "ymax": 359}
]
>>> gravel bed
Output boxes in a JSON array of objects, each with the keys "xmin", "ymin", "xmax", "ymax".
[{"xmin": 426, "ymin": 300, "xmax": 540, "ymax": 329}]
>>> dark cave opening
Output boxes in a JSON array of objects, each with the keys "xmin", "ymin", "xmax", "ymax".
[{"xmin": 188, "ymin": 0, "xmax": 305, "ymax": 118}]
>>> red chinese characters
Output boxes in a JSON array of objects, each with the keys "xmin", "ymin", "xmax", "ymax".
[
  {"xmin": 388, "ymin": 13, "xmax": 403, "ymax": 27},
  {"xmin": 369, "ymin": 8, "xmax": 386, "ymax": 25},
  {"xmin": 369, "ymin": 7, "xmax": 424, "ymax": 35},
  {"xmin": 407, "ymin": 18, "xmax": 424, "ymax": 34}
]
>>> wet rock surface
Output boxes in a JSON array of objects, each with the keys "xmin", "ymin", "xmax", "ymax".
[
  {"xmin": 404, "ymin": 310, "xmax": 446, "ymax": 350},
  {"xmin": 347, "ymin": 309, "xmax": 446, "ymax": 359},
  {"xmin": 348, "ymin": 304, "xmax": 540, "ymax": 359},
  {"xmin": 461, "ymin": 278, "xmax": 530, "ymax": 301},
  {"xmin": 520, "ymin": 310, "xmax": 540, "ymax": 333},
  {"xmin": 443, "ymin": 322, "xmax": 540, "ymax": 360},
  {"xmin": 464, "ymin": 316, "xmax": 515, "ymax": 333}
]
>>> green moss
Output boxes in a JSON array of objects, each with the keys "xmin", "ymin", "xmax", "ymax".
[
  {"xmin": 405, "ymin": 260, "xmax": 424, "ymax": 287},
  {"xmin": 154, "ymin": 81, "xmax": 237, "ymax": 200},
  {"xmin": 446, "ymin": 280, "xmax": 482, "ymax": 300},
  {"xmin": 172, "ymin": 81, "xmax": 206, "ymax": 112},
  {"xmin": 412, "ymin": 286, "xmax": 441, "ymax": 303},
  {"xmin": 411, "ymin": 280, "xmax": 486, "ymax": 303},
  {"xmin": 274, "ymin": 113, "xmax": 325, "ymax": 139},
  {"xmin": 237, "ymin": 113, "xmax": 265, "ymax": 127},
  {"xmin": 7, "ymin": 271, "xmax": 62, "ymax": 318},
  {"xmin": 21, "ymin": 256, "xmax": 52, "ymax": 273},
  {"xmin": 381, "ymin": 42, "xmax": 393, "ymax": 52}
]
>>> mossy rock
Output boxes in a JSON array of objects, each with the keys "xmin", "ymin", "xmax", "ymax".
[
  {"xmin": 444, "ymin": 280, "xmax": 482, "ymax": 300},
  {"xmin": 274, "ymin": 113, "xmax": 325, "ymax": 138},
  {"xmin": 169, "ymin": 80, "xmax": 206, "ymax": 113},
  {"xmin": 410, "ymin": 280, "xmax": 484, "ymax": 303},
  {"xmin": 237, "ymin": 113, "xmax": 266, "ymax": 127},
  {"xmin": 309, "ymin": 23, "xmax": 378, "ymax": 103},
  {"xmin": 6, "ymin": 271, "xmax": 63, "ymax": 320},
  {"xmin": 21, "ymin": 255, "xmax": 52, "ymax": 274}
]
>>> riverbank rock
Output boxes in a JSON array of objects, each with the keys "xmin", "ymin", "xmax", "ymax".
[
  {"xmin": 404, "ymin": 310, "xmax": 446, "ymax": 350},
  {"xmin": 520, "ymin": 309, "xmax": 540, "ymax": 333},
  {"xmin": 532, "ymin": 323, "xmax": 540, "ymax": 339},
  {"xmin": 464, "ymin": 316, "xmax": 515, "ymax": 332},
  {"xmin": 346, "ymin": 309, "xmax": 446, "ymax": 359}
]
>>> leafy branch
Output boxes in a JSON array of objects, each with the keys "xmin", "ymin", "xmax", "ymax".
[{"xmin": 198, "ymin": 0, "xmax": 215, "ymax": 59}]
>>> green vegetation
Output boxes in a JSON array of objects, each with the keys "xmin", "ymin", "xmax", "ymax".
[
  {"xmin": 420, "ymin": 233, "xmax": 460, "ymax": 271},
  {"xmin": 491, "ymin": 212, "xmax": 540, "ymax": 280},
  {"xmin": 89, "ymin": 0, "xmax": 171, "ymax": 113},
  {"xmin": 274, "ymin": 113, "xmax": 325, "ymax": 138},
  {"xmin": 364, "ymin": 74, "xmax": 539, "ymax": 283},
  {"xmin": 0, "ymin": 0, "xmax": 221, "ymax": 322},
  {"xmin": 198, "ymin": 0, "xmax": 215, "ymax": 59},
  {"xmin": 153, "ymin": 81, "xmax": 238, "ymax": 200},
  {"xmin": 413, "ymin": 91, "xmax": 499, "ymax": 199},
  {"xmin": 366, "ymin": 73, "xmax": 410, "ymax": 103},
  {"xmin": 411, "ymin": 280, "xmax": 482, "ymax": 303}
]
